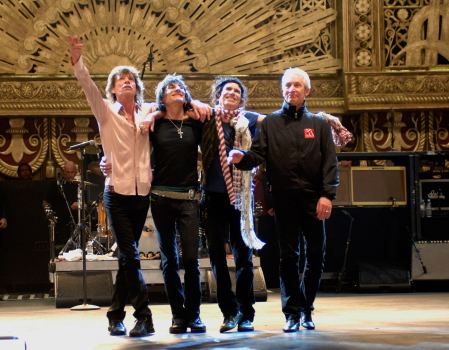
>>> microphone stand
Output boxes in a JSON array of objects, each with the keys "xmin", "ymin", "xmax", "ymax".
[
  {"xmin": 336, "ymin": 209, "xmax": 354, "ymax": 293},
  {"xmin": 71, "ymin": 146, "xmax": 100, "ymax": 311},
  {"xmin": 140, "ymin": 45, "xmax": 154, "ymax": 80}
]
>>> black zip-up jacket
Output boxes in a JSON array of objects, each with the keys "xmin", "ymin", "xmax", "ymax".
[{"xmin": 236, "ymin": 101, "xmax": 339, "ymax": 200}]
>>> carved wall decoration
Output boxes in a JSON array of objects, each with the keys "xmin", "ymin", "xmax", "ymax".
[
  {"xmin": 387, "ymin": 0, "xmax": 449, "ymax": 67},
  {"xmin": 50, "ymin": 117, "xmax": 100, "ymax": 170},
  {"xmin": 354, "ymin": 0, "xmax": 374, "ymax": 68},
  {"xmin": 0, "ymin": 0, "xmax": 341, "ymax": 76},
  {"xmin": 0, "ymin": 118, "xmax": 48, "ymax": 178}
]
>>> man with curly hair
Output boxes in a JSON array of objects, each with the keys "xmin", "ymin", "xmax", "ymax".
[{"xmin": 68, "ymin": 34, "xmax": 155, "ymax": 337}]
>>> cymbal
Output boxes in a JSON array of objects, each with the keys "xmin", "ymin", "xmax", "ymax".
[
  {"xmin": 66, "ymin": 142, "xmax": 97, "ymax": 155},
  {"xmin": 67, "ymin": 179, "xmax": 97, "ymax": 186},
  {"xmin": 88, "ymin": 161, "xmax": 103, "ymax": 177}
]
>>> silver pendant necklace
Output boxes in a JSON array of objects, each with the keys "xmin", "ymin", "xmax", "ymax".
[{"xmin": 167, "ymin": 116, "xmax": 184, "ymax": 138}]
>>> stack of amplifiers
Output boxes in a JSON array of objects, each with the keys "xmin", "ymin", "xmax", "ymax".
[
  {"xmin": 419, "ymin": 179, "xmax": 449, "ymax": 212},
  {"xmin": 334, "ymin": 166, "xmax": 407, "ymax": 206}
]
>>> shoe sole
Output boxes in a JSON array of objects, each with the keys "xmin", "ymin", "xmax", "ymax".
[
  {"xmin": 283, "ymin": 328, "xmax": 299, "ymax": 333},
  {"xmin": 169, "ymin": 328, "xmax": 187, "ymax": 334},
  {"xmin": 190, "ymin": 328, "xmax": 207, "ymax": 333},
  {"xmin": 238, "ymin": 328, "xmax": 254, "ymax": 332},
  {"xmin": 109, "ymin": 331, "xmax": 126, "ymax": 336},
  {"xmin": 220, "ymin": 326, "xmax": 237, "ymax": 333}
]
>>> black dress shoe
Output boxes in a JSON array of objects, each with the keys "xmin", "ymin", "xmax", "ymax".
[
  {"xmin": 108, "ymin": 319, "xmax": 127, "ymax": 336},
  {"xmin": 300, "ymin": 310, "xmax": 315, "ymax": 330},
  {"xmin": 220, "ymin": 311, "xmax": 243, "ymax": 333},
  {"xmin": 129, "ymin": 315, "xmax": 155, "ymax": 337},
  {"xmin": 169, "ymin": 318, "xmax": 187, "ymax": 334},
  {"xmin": 238, "ymin": 320, "xmax": 254, "ymax": 332},
  {"xmin": 283, "ymin": 315, "xmax": 300, "ymax": 333},
  {"xmin": 187, "ymin": 317, "xmax": 207, "ymax": 333}
]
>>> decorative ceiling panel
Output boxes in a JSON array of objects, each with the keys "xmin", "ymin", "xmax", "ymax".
[{"xmin": 0, "ymin": 0, "xmax": 341, "ymax": 75}]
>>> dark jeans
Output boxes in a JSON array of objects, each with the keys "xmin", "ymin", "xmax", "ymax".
[
  {"xmin": 272, "ymin": 193, "xmax": 326, "ymax": 319},
  {"xmin": 104, "ymin": 191, "xmax": 151, "ymax": 321},
  {"xmin": 256, "ymin": 214, "xmax": 279, "ymax": 289},
  {"xmin": 205, "ymin": 192, "xmax": 255, "ymax": 322},
  {"xmin": 151, "ymin": 195, "xmax": 201, "ymax": 321}
]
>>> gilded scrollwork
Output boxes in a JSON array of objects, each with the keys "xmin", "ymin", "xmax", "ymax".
[
  {"xmin": 0, "ymin": 82, "xmax": 86, "ymax": 101},
  {"xmin": 51, "ymin": 118, "xmax": 72, "ymax": 169},
  {"xmin": 357, "ymin": 76, "xmax": 449, "ymax": 94},
  {"xmin": 0, "ymin": 118, "xmax": 48, "ymax": 178}
]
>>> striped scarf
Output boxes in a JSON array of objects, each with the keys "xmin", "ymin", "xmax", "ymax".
[{"xmin": 214, "ymin": 106, "xmax": 265, "ymax": 250}]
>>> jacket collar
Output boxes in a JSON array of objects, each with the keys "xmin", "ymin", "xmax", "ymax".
[{"xmin": 281, "ymin": 100, "xmax": 306, "ymax": 117}]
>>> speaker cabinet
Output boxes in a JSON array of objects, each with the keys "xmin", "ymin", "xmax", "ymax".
[
  {"xmin": 351, "ymin": 166, "xmax": 407, "ymax": 206},
  {"xmin": 55, "ymin": 271, "xmax": 113, "ymax": 308},
  {"xmin": 206, "ymin": 267, "xmax": 267, "ymax": 302},
  {"xmin": 358, "ymin": 262, "xmax": 410, "ymax": 292},
  {"xmin": 334, "ymin": 167, "xmax": 351, "ymax": 206},
  {"xmin": 412, "ymin": 242, "xmax": 449, "ymax": 281}
]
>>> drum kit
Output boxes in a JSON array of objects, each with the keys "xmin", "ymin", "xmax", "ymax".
[{"xmin": 46, "ymin": 142, "xmax": 115, "ymax": 259}]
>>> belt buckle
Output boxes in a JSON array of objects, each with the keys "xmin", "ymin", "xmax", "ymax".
[{"xmin": 188, "ymin": 188, "xmax": 195, "ymax": 200}]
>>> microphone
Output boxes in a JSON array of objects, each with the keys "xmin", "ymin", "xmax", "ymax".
[{"xmin": 69, "ymin": 140, "xmax": 95, "ymax": 150}]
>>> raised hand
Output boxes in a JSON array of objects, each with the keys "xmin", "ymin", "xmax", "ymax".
[{"xmin": 67, "ymin": 35, "xmax": 84, "ymax": 65}]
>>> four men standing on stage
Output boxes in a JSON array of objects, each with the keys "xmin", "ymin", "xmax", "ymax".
[{"xmin": 67, "ymin": 33, "xmax": 339, "ymax": 334}]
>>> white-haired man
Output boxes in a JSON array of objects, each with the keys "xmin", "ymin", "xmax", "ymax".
[{"xmin": 228, "ymin": 67, "xmax": 339, "ymax": 332}]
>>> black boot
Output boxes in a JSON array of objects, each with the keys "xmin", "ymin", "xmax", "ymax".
[
  {"xmin": 129, "ymin": 315, "xmax": 155, "ymax": 337},
  {"xmin": 108, "ymin": 319, "xmax": 126, "ymax": 336}
]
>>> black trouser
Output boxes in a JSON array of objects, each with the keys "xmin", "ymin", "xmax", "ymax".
[
  {"xmin": 205, "ymin": 192, "xmax": 255, "ymax": 322},
  {"xmin": 256, "ymin": 214, "xmax": 279, "ymax": 288},
  {"xmin": 272, "ymin": 193, "xmax": 326, "ymax": 319},
  {"xmin": 151, "ymin": 195, "xmax": 202, "ymax": 321},
  {"xmin": 104, "ymin": 191, "xmax": 151, "ymax": 321}
]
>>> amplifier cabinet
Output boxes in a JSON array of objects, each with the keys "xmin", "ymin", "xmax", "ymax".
[
  {"xmin": 419, "ymin": 179, "xmax": 449, "ymax": 211},
  {"xmin": 351, "ymin": 166, "xmax": 407, "ymax": 206},
  {"xmin": 334, "ymin": 167, "xmax": 351, "ymax": 206}
]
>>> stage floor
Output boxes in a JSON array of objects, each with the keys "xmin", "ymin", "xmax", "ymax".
[{"xmin": 1, "ymin": 290, "xmax": 449, "ymax": 350}]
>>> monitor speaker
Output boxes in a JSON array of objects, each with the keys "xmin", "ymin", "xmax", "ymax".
[
  {"xmin": 55, "ymin": 271, "xmax": 113, "ymax": 308},
  {"xmin": 206, "ymin": 267, "xmax": 267, "ymax": 302},
  {"xmin": 412, "ymin": 242, "xmax": 449, "ymax": 281},
  {"xmin": 359, "ymin": 262, "xmax": 410, "ymax": 292}
]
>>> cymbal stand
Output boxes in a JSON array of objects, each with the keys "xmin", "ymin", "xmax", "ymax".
[
  {"xmin": 45, "ymin": 205, "xmax": 56, "ymax": 262},
  {"xmin": 336, "ymin": 209, "xmax": 354, "ymax": 293},
  {"xmin": 71, "ymin": 146, "xmax": 100, "ymax": 311},
  {"xmin": 84, "ymin": 201, "xmax": 107, "ymax": 254},
  {"xmin": 59, "ymin": 180, "xmax": 80, "ymax": 255}
]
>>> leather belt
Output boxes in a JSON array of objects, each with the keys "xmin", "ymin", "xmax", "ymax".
[
  {"xmin": 151, "ymin": 189, "xmax": 201, "ymax": 201},
  {"xmin": 105, "ymin": 185, "xmax": 116, "ymax": 193}
]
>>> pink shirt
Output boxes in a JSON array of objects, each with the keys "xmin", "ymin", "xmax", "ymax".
[{"xmin": 73, "ymin": 57, "xmax": 152, "ymax": 196}]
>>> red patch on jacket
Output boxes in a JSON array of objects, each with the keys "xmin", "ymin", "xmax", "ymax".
[{"xmin": 304, "ymin": 128, "xmax": 315, "ymax": 138}]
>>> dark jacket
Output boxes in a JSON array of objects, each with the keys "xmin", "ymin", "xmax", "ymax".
[
  {"xmin": 236, "ymin": 101, "xmax": 339, "ymax": 200},
  {"xmin": 201, "ymin": 111, "xmax": 230, "ymax": 187}
]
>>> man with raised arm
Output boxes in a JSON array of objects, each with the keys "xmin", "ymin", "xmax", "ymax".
[{"xmin": 68, "ymin": 34, "xmax": 155, "ymax": 337}]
